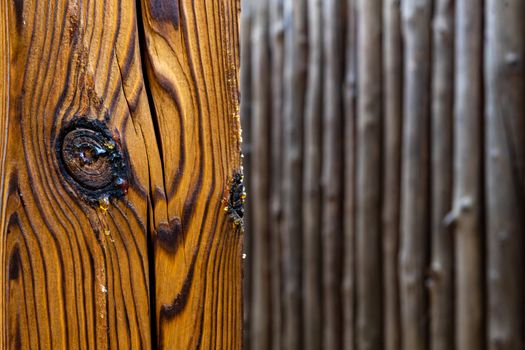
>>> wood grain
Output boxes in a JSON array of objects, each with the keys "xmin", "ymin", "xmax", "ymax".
[
  {"xmin": 1, "ymin": 0, "xmax": 242, "ymax": 348},
  {"xmin": 139, "ymin": 0, "xmax": 242, "ymax": 348},
  {"xmin": 1, "ymin": 0, "xmax": 156, "ymax": 347}
]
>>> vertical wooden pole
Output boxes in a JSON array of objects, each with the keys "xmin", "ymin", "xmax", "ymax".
[
  {"xmin": 322, "ymin": 0, "xmax": 344, "ymax": 348},
  {"xmin": 453, "ymin": 1, "xmax": 483, "ymax": 349},
  {"xmin": 282, "ymin": 0, "xmax": 307, "ymax": 348},
  {"xmin": 343, "ymin": 0, "xmax": 358, "ymax": 348},
  {"xmin": 485, "ymin": 1, "xmax": 525, "ymax": 349},
  {"xmin": 399, "ymin": 1, "xmax": 432, "ymax": 349},
  {"xmin": 251, "ymin": 1, "xmax": 272, "ymax": 349},
  {"xmin": 356, "ymin": 0, "xmax": 383, "ymax": 349},
  {"xmin": 382, "ymin": 0, "xmax": 402, "ymax": 349},
  {"xmin": 138, "ymin": 0, "xmax": 243, "ymax": 348},
  {"xmin": 269, "ymin": 1, "xmax": 285, "ymax": 348},
  {"xmin": 303, "ymin": 0, "xmax": 323, "ymax": 348},
  {"xmin": 429, "ymin": 1, "xmax": 454, "ymax": 350}
]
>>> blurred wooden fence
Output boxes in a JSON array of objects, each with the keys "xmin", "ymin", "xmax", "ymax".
[{"xmin": 240, "ymin": 0, "xmax": 525, "ymax": 349}]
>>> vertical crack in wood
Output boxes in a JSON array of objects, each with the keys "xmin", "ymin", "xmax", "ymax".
[{"xmin": 135, "ymin": 0, "xmax": 159, "ymax": 348}]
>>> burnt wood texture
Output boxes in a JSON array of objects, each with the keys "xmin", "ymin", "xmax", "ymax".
[{"xmin": 0, "ymin": 0, "xmax": 242, "ymax": 348}]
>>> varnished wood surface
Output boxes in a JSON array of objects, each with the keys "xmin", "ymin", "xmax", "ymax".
[{"xmin": 0, "ymin": 0, "xmax": 242, "ymax": 348}]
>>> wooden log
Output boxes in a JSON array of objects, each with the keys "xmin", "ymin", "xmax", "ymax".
[
  {"xmin": 485, "ymin": 0, "xmax": 525, "ymax": 349},
  {"xmin": 240, "ymin": 0, "xmax": 253, "ymax": 348},
  {"xmin": 343, "ymin": 0, "xmax": 357, "ymax": 348},
  {"xmin": 249, "ymin": 0, "xmax": 272, "ymax": 349},
  {"xmin": 429, "ymin": 1, "xmax": 454, "ymax": 350},
  {"xmin": 269, "ymin": 0, "xmax": 285, "ymax": 348},
  {"xmin": 303, "ymin": 0, "xmax": 323, "ymax": 348},
  {"xmin": 453, "ymin": 1, "xmax": 483, "ymax": 349},
  {"xmin": 382, "ymin": 0, "xmax": 402, "ymax": 349},
  {"xmin": 282, "ymin": 0, "xmax": 307, "ymax": 348},
  {"xmin": 322, "ymin": 0, "xmax": 344, "ymax": 348},
  {"xmin": 399, "ymin": 0, "xmax": 432, "ymax": 349},
  {"xmin": 356, "ymin": 0, "xmax": 383, "ymax": 349}
]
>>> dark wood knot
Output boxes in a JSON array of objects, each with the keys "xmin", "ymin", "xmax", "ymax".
[{"xmin": 56, "ymin": 118, "xmax": 129, "ymax": 205}]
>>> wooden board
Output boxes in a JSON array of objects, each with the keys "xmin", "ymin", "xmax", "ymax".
[{"xmin": 0, "ymin": 0, "xmax": 242, "ymax": 348}]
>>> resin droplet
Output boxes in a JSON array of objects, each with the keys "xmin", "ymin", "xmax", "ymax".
[{"xmin": 99, "ymin": 196, "xmax": 110, "ymax": 211}]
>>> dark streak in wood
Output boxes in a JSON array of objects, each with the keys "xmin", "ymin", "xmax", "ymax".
[
  {"xmin": 12, "ymin": 0, "xmax": 23, "ymax": 33},
  {"xmin": 148, "ymin": 0, "xmax": 180, "ymax": 29},
  {"xmin": 155, "ymin": 217, "xmax": 182, "ymax": 253},
  {"xmin": 8, "ymin": 245, "xmax": 21, "ymax": 281},
  {"xmin": 159, "ymin": 256, "xmax": 195, "ymax": 320}
]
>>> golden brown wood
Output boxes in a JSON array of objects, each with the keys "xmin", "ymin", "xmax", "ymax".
[
  {"xmin": 138, "ymin": 0, "xmax": 242, "ymax": 348},
  {"xmin": 1, "ymin": 0, "xmax": 156, "ymax": 347},
  {"xmin": 1, "ymin": 0, "xmax": 241, "ymax": 348}
]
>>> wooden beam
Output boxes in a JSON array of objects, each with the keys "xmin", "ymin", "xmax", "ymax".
[
  {"xmin": 1, "ymin": 0, "xmax": 156, "ymax": 347},
  {"xmin": 139, "ymin": 0, "xmax": 242, "ymax": 348}
]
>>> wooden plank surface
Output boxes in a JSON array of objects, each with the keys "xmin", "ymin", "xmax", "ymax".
[
  {"xmin": 0, "ymin": 0, "xmax": 242, "ymax": 348},
  {"xmin": 138, "ymin": 0, "xmax": 242, "ymax": 348}
]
